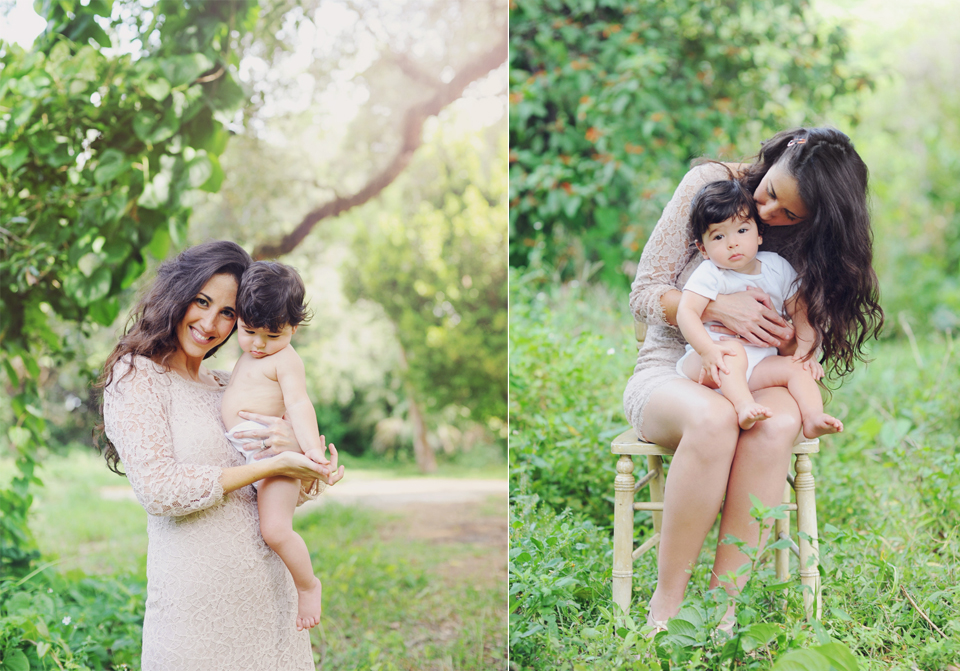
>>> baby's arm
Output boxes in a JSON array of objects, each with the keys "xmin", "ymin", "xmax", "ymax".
[
  {"xmin": 677, "ymin": 290, "xmax": 740, "ymax": 387},
  {"xmin": 784, "ymin": 292, "xmax": 824, "ymax": 380},
  {"xmin": 275, "ymin": 347, "xmax": 330, "ymax": 466}
]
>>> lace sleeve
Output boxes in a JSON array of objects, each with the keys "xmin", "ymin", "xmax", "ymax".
[
  {"xmin": 629, "ymin": 163, "xmax": 728, "ymax": 325},
  {"xmin": 103, "ymin": 357, "xmax": 224, "ymax": 517},
  {"xmin": 298, "ymin": 479, "xmax": 325, "ymax": 506}
]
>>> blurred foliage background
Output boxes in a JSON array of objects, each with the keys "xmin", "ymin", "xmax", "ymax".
[
  {"xmin": 509, "ymin": 0, "xmax": 960, "ymax": 330},
  {"xmin": 0, "ymin": 0, "xmax": 506, "ymax": 576}
]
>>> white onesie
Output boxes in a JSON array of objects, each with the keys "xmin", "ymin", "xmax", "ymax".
[{"xmin": 676, "ymin": 251, "xmax": 799, "ymax": 382}]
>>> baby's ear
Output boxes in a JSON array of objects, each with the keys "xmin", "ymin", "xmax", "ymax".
[
  {"xmin": 291, "ymin": 324, "xmax": 298, "ymax": 334},
  {"xmin": 694, "ymin": 240, "xmax": 708, "ymax": 258}
]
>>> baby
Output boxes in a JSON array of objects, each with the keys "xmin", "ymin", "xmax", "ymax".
[
  {"xmin": 675, "ymin": 178, "xmax": 843, "ymax": 439},
  {"xmin": 221, "ymin": 260, "xmax": 341, "ymax": 631}
]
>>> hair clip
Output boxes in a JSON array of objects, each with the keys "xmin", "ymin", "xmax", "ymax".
[{"xmin": 787, "ymin": 138, "xmax": 807, "ymax": 147}]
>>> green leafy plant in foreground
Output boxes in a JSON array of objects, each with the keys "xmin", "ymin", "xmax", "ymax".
[
  {"xmin": 509, "ymin": 278, "xmax": 960, "ymax": 669},
  {"xmin": 0, "ymin": 565, "xmax": 145, "ymax": 670}
]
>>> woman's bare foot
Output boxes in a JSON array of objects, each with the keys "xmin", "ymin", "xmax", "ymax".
[
  {"xmin": 296, "ymin": 577, "xmax": 323, "ymax": 631},
  {"xmin": 735, "ymin": 402, "xmax": 772, "ymax": 430},
  {"xmin": 802, "ymin": 413, "xmax": 843, "ymax": 439}
]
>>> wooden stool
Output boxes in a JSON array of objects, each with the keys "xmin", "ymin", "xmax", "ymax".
[{"xmin": 611, "ymin": 429, "xmax": 823, "ymax": 621}]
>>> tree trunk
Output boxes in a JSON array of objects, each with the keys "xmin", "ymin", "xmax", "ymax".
[{"xmin": 397, "ymin": 342, "xmax": 436, "ymax": 473}]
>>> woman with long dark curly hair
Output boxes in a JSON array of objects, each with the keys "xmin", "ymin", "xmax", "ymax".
[
  {"xmin": 96, "ymin": 240, "xmax": 342, "ymax": 670},
  {"xmin": 624, "ymin": 127, "xmax": 883, "ymax": 631}
]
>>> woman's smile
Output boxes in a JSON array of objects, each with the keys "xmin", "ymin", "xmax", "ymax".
[{"xmin": 176, "ymin": 273, "xmax": 239, "ymax": 361}]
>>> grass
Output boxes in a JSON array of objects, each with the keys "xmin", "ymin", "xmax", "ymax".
[
  {"xmin": 2, "ymin": 449, "xmax": 506, "ymax": 670},
  {"xmin": 508, "ymin": 271, "xmax": 960, "ymax": 670}
]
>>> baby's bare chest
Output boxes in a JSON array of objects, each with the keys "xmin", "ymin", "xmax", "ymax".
[{"xmin": 221, "ymin": 359, "xmax": 287, "ymax": 429}]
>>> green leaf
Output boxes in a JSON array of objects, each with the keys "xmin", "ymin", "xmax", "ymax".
[
  {"xmin": 3, "ymin": 358, "xmax": 19, "ymax": 386},
  {"xmin": 185, "ymin": 153, "xmax": 213, "ymax": 188},
  {"xmin": 62, "ymin": 266, "xmax": 112, "ymax": 307},
  {"xmin": 142, "ymin": 76, "xmax": 172, "ymax": 101},
  {"xmin": 814, "ymin": 643, "xmax": 860, "ymax": 671},
  {"xmin": 94, "ymin": 148, "xmax": 130, "ymax": 184},
  {"xmin": 739, "ymin": 623, "xmax": 780, "ymax": 653},
  {"xmin": 146, "ymin": 226, "xmax": 171, "ymax": 259},
  {"xmin": 0, "ymin": 648, "xmax": 30, "ymax": 671},
  {"xmin": 138, "ymin": 170, "xmax": 172, "ymax": 209},
  {"xmin": 88, "ymin": 295, "xmax": 121, "ymax": 326},
  {"xmin": 771, "ymin": 649, "xmax": 832, "ymax": 671},
  {"xmin": 36, "ymin": 640, "xmax": 51, "ymax": 659},
  {"xmin": 0, "ymin": 145, "xmax": 30, "ymax": 172},
  {"xmin": 159, "ymin": 54, "xmax": 214, "ymax": 88},
  {"xmin": 198, "ymin": 153, "xmax": 225, "ymax": 192}
]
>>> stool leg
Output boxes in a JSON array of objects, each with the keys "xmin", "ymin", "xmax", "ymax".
[
  {"xmin": 647, "ymin": 455, "xmax": 665, "ymax": 541},
  {"xmin": 775, "ymin": 480, "xmax": 791, "ymax": 581},
  {"xmin": 794, "ymin": 454, "xmax": 821, "ymax": 620},
  {"xmin": 613, "ymin": 455, "xmax": 635, "ymax": 614}
]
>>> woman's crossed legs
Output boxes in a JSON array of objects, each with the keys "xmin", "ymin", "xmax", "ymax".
[{"xmin": 640, "ymin": 379, "xmax": 800, "ymax": 623}]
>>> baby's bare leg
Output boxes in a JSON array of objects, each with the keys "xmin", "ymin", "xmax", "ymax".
[
  {"xmin": 748, "ymin": 356, "xmax": 843, "ymax": 439},
  {"xmin": 258, "ymin": 476, "xmax": 323, "ymax": 631},
  {"xmin": 684, "ymin": 345, "xmax": 772, "ymax": 430}
]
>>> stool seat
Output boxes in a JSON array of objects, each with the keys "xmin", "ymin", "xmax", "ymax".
[
  {"xmin": 611, "ymin": 428, "xmax": 823, "ymax": 621},
  {"xmin": 611, "ymin": 429, "xmax": 820, "ymax": 455}
]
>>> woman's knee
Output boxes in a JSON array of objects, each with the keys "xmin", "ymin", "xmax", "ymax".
[
  {"xmin": 682, "ymin": 398, "xmax": 740, "ymax": 458},
  {"xmin": 739, "ymin": 391, "xmax": 801, "ymax": 455}
]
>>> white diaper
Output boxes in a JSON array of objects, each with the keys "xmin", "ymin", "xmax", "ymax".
[
  {"xmin": 676, "ymin": 343, "xmax": 778, "ymax": 388},
  {"xmin": 224, "ymin": 420, "xmax": 274, "ymax": 490}
]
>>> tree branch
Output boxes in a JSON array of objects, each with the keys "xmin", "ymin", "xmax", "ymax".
[{"xmin": 252, "ymin": 31, "xmax": 507, "ymax": 260}]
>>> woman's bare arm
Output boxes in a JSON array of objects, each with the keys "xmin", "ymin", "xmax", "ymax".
[{"xmin": 219, "ymin": 451, "xmax": 327, "ymax": 494}]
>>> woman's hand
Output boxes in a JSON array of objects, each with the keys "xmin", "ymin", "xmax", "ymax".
[
  {"xmin": 233, "ymin": 411, "xmax": 301, "ymax": 456},
  {"xmin": 704, "ymin": 289, "xmax": 795, "ymax": 348},
  {"xmin": 268, "ymin": 450, "xmax": 329, "ymax": 481}
]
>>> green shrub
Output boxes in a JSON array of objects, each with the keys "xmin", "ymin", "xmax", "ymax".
[
  {"xmin": 509, "ymin": 0, "xmax": 866, "ymax": 287},
  {"xmin": 0, "ymin": 566, "xmax": 145, "ymax": 670},
  {"xmin": 509, "ymin": 268, "xmax": 634, "ymax": 523}
]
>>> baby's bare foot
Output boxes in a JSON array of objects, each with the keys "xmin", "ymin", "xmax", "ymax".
[
  {"xmin": 296, "ymin": 578, "xmax": 323, "ymax": 631},
  {"xmin": 736, "ymin": 403, "xmax": 772, "ymax": 430},
  {"xmin": 803, "ymin": 413, "xmax": 843, "ymax": 439}
]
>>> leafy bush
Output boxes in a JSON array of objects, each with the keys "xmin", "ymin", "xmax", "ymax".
[
  {"xmin": 0, "ymin": 567, "xmax": 145, "ymax": 670},
  {"xmin": 509, "ymin": 0, "xmax": 867, "ymax": 286},
  {"xmin": 508, "ymin": 268, "xmax": 633, "ymax": 523}
]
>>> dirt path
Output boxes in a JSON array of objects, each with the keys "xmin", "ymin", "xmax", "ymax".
[
  {"xmin": 301, "ymin": 478, "xmax": 508, "ymax": 590},
  {"xmin": 100, "ymin": 477, "xmax": 509, "ymax": 586}
]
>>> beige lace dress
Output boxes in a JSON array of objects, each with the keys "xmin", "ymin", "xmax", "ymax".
[
  {"xmin": 103, "ymin": 355, "xmax": 320, "ymax": 671},
  {"xmin": 624, "ymin": 162, "xmax": 802, "ymax": 439}
]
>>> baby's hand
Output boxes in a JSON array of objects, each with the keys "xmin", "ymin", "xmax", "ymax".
[
  {"xmin": 699, "ymin": 344, "xmax": 735, "ymax": 388},
  {"xmin": 792, "ymin": 351, "xmax": 824, "ymax": 380},
  {"xmin": 304, "ymin": 435, "xmax": 330, "ymax": 465}
]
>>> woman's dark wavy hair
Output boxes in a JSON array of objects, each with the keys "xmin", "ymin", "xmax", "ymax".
[
  {"xmin": 740, "ymin": 127, "xmax": 884, "ymax": 377},
  {"xmin": 94, "ymin": 240, "xmax": 252, "ymax": 474}
]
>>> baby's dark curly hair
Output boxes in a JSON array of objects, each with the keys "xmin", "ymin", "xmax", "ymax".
[
  {"xmin": 236, "ymin": 261, "xmax": 311, "ymax": 332},
  {"xmin": 689, "ymin": 178, "xmax": 762, "ymax": 242}
]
